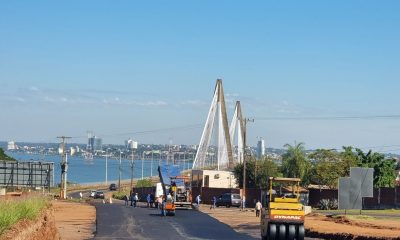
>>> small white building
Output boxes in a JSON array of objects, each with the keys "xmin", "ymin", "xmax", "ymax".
[{"xmin": 191, "ymin": 170, "xmax": 238, "ymax": 188}]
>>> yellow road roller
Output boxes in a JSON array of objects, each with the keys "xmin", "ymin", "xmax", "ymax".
[{"xmin": 261, "ymin": 177, "xmax": 305, "ymax": 240}]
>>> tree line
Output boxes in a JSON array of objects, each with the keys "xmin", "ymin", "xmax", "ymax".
[{"xmin": 233, "ymin": 142, "xmax": 399, "ymax": 189}]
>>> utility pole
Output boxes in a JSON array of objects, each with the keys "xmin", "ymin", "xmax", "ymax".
[
  {"xmin": 57, "ymin": 136, "xmax": 71, "ymax": 199},
  {"xmin": 242, "ymin": 118, "xmax": 254, "ymax": 210},
  {"xmin": 129, "ymin": 140, "xmax": 137, "ymax": 192}
]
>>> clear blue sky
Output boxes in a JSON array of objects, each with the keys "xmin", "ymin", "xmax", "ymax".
[{"xmin": 1, "ymin": 1, "xmax": 400, "ymax": 152}]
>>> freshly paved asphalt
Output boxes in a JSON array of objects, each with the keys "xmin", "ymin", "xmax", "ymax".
[{"xmin": 93, "ymin": 201, "xmax": 257, "ymax": 240}]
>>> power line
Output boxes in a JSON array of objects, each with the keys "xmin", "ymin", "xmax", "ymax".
[
  {"xmin": 357, "ymin": 144, "xmax": 400, "ymax": 150},
  {"xmin": 68, "ymin": 124, "xmax": 203, "ymax": 139},
  {"xmin": 255, "ymin": 115, "xmax": 400, "ymax": 121}
]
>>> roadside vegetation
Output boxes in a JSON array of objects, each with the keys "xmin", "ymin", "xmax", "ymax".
[
  {"xmin": 135, "ymin": 179, "xmax": 153, "ymax": 188},
  {"xmin": 112, "ymin": 191, "xmax": 130, "ymax": 200},
  {"xmin": 112, "ymin": 179, "xmax": 154, "ymax": 200},
  {"xmin": 234, "ymin": 142, "xmax": 398, "ymax": 189},
  {"xmin": 0, "ymin": 148, "xmax": 16, "ymax": 161},
  {"xmin": 0, "ymin": 195, "xmax": 48, "ymax": 234}
]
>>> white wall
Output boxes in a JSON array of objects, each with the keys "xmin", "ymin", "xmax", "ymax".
[{"xmin": 192, "ymin": 170, "xmax": 238, "ymax": 188}]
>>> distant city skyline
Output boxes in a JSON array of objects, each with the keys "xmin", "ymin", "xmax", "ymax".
[{"xmin": 1, "ymin": 1, "xmax": 400, "ymax": 152}]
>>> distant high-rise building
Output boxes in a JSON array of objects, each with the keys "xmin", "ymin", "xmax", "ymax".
[
  {"xmin": 87, "ymin": 131, "xmax": 94, "ymax": 153},
  {"xmin": 7, "ymin": 141, "xmax": 18, "ymax": 150},
  {"xmin": 93, "ymin": 137, "xmax": 102, "ymax": 151},
  {"xmin": 257, "ymin": 138, "xmax": 265, "ymax": 159},
  {"xmin": 87, "ymin": 131, "xmax": 102, "ymax": 153}
]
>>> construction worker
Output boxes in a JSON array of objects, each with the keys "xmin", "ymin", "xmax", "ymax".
[
  {"xmin": 133, "ymin": 193, "xmax": 139, "ymax": 207},
  {"xmin": 130, "ymin": 192, "xmax": 135, "ymax": 206},
  {"xmin": 146, "ymin": 194, "xmax": 151, "ymax": 208},
  {"xmin": 157, "ymin": 195, "xmax": 163, "ymax": 209},
  {"xmin": 196, "ymin": 195, "xmax": 201, "ymax": 206},
  {"xmin": 210, "ymin": 196, "xmax": 216, "ymax": 209},
  {"xmin": 167, "ymin": 193, "xmax": 173, "ymax": 202},
  {"xmin": 255, "ymin": 200, "xmax": 262, "ymax": 217},
  {"xmin": 160, "ymin": 197, "xmax": 166, "ymax": 216}
]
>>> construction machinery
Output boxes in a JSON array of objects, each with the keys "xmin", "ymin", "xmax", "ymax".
[
  {"xmin": 158, "ymin": 164, "xmax": 192, "ymax": 216},
  {"xmin": 261, "ymin": 177, "xmax": 305, "ymax": 240}
]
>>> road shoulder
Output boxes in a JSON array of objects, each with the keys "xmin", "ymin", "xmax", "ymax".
[
  {"xmin": 199, "ymin": 205, "xmax": 260, "ymax": 239},
  {"xmin": 53, "ymin": 200, "xmax": 96, "ymax": 240}
]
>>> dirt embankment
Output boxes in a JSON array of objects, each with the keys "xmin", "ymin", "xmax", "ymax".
[
  {"xmin": 0, "ymin": 208, "xmax": 60, "ymax": 240},
  {"xmin": 0, "ymin": 199, "xmax": 96, "ymax": 240},
  {"xmin": 306, "ymin": 214, "xmax": 400, "ymax": 240}
]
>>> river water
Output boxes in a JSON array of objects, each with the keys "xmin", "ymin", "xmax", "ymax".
[{"xmin": 6, "ymin": 152, "xmax": 192, "ymax": 185}]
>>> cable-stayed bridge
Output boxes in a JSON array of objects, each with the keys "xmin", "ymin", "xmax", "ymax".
[{"xmin": 192, "ymin": 79, "xmax": 246, "ymax": 171}]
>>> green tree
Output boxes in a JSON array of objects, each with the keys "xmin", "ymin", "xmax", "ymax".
[
  {"xmin": 281, "ymin": 142, "xmax": 308, "ymax": 183},
  {"xmin": 0, "ymin": 148, "xmax": 16, "ymax": 161},
  {"xmin": 233, "ymin": 157, "xmax": 256, "ymax": 189},
  {"xmin": 339, "ymin": 146, "xmax": 359, "ymax": 176},
  {"xmin": 309, "ymin": 149, "xmax": 343, "ymax": 188},
  {"xmin": 233, "ymin": 156, "xmax": 281, "ymax": 189},
  {"xmin": 136, "ymin": 178, "xmax": 153, "ymax": 188},
  {"xmin": 256, "ymin": 156, "xmax": 282, "ymax": 188},
  {"xmin": 355, "ymin": 149, "xmax": 396, "ymax": 188}
]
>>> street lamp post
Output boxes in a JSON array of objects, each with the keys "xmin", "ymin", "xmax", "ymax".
[
  {"xmin": 118, "ymin": 152, "xmax": 122, "ymax": 192},
  {"xmin": 130, "ymin": 149, "xmax": 134, "ymax": 192},
  {"xmin": 183, "ymin": 152, "xmax": 186, "ymax": 171},
  {"xmin": 151, "ymin": 151, "xmax": 153, "ymax": 177},
  {"xmin": 141, "ymin": 151, "xmax": 145, "ymax": 180},
  {"xmin": 105, "ymin": 149, "xmax": 108, "ymax": 185}
]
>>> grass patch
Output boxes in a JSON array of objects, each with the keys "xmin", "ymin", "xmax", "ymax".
[
  {"xmin": 316, "ymin": 209, "xmax": 400, "ymax": 215},
  {"xmin": 66, "ymin": 198, "xmax": 89, "ymax": 203},
  {"xmin": 0, "ymin": 196, "xmax": 48, "ymax": 234}
]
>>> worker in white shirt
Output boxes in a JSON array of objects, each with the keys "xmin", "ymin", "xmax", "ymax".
[{"xmin": 255, "ymin": 200, "xmax": 262, "ymax": 217}]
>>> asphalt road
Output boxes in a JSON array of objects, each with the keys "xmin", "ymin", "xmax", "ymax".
[
  {"xmin": 94, "ymin": 201, "xmax": 257, "ymax": 240},
  {"xmin": 69, "ymin": 188, "xmax": 109, "ymax": 199}
]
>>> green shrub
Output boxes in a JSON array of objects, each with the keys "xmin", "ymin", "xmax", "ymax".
[
  {"xmin": 318, "ymin": 198, "xmax": 338, "ymax": 210},
  {"xmin": 112, "ymin": 191, "xmax": 129, "ymax": 200},
  {"xmin": 136, "ymin": 179, "xmax": 153, "ymax": 188},
  {"xmin": 0, "ymin": 196, "xmax": 48, "ymax": 234}
]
